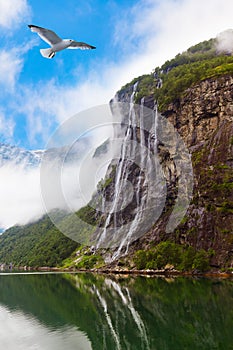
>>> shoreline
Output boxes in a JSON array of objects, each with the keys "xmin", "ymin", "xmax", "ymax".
[{"xmin": 2, "ymin": 266, "xmax": 233, "ymax": 279}]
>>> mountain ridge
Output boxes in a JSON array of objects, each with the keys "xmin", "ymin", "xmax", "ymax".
[
  {"xmin": 0, "ymin": 35, "xmax": 232, "ymax": 272},
  {"xmin": 0, "ymin": 143, "xmax": 43, "ymax": 168}
]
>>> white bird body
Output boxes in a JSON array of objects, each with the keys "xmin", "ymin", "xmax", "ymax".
[
  {"xmin": 53, "ymin": 40, "xmax": 73, "ymax": 51},
  {"xmin": 28, "ymin": 24, "xmax": 96, "ymax": 59}
]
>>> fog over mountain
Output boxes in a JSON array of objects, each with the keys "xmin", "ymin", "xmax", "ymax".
[{"xmin": 0, "ymin": 136, "xmax": 107, "ymax": 230}]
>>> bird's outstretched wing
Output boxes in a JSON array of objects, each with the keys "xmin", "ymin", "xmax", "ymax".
[
  {"xmin": 68, "ymin": 41, "xmax": 96, "ymax": 50},
  {"xmin": 28, "ymin": 25, "xmax": 62, "ymax": 46}
]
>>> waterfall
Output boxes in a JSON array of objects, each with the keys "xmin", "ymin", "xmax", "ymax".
[
  {"xmin": 96, "ymin": 82, "xmax": 138, "ymax": 249},
  {"xmin": 111, "ymin": 92, "xmax": 144, "ymax": 259},
  {"xmin": 156, "ymin": 78, "xmax": 163, "ymax": 88},
  {"xmin": 95, "ymin": 82, "xmax": 165, "ymax": 259},
  {"xmin": 112, "ymin": 97, "xmax": 160, "ymax": 260}
]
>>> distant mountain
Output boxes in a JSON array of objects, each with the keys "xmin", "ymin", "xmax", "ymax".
[
  {"xmin": 0, "ymin": 141, "xmax": 87, "ymax": 169},
  {"xmin": 0, "ymin": 137, "xmax": 94, "ymax": 232},
  {"xmin": 0, "ymin": 143, "xmax": 43, "ymax": 168}
]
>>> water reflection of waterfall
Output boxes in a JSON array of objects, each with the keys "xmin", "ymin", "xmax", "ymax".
[
  {"xmin": 110, "ymin": 280, "xmax": 150, "ymax": 350},
  {"xmin": 95, "ymin": 278, "xmax": 150, "ymax": 350},
  {"xmin": 95, "ymin": 286, "xmax": 121, "ymax": 350},
  {"xmin": 1, "ymin": 273, "xmax": 233, "ymax": 350}
]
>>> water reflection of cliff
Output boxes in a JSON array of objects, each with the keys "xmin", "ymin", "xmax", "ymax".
[{"xmin": 0, "ymin": 273, "xmax": 233, "ymax": 349}]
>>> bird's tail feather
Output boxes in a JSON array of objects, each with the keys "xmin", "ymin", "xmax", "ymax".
[{"xmin": 40, "ymin": 48, "xmax": 55, "ymax": 59}]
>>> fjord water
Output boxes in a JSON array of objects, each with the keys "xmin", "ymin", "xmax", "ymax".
[{"xmin": 0, "ymin": 273, "xmax": 232, "ymax": 350}]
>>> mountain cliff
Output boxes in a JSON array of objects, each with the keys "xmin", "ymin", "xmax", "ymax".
[
  {"xmin": 0, "ymin": 36, "xmax": 232, "ymax": 272},
  {"xmin": 112, "ymin": 74, "xmax": 232, "ymax": 270},
  {"xmin": 92, "ymin": 36, "xmax": 233, "ymax": 270}
]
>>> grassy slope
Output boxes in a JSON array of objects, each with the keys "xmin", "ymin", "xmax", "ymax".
[
  {"xmin": 0, "ymin": 215, "xmax": 79, "ymax": 267},
  {"xmin": 121, "ymin": 38, "xmax": 233, "ymax": 110}
]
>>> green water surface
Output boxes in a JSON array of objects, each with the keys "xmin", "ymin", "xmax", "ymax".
[{"xmin": 0, "ymin": 272, "xmax": 232, "ymax": 350}]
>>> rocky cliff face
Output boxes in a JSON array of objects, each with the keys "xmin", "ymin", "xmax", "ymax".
[
  {"xmin": 160, "ymin": 75, "xmax": 233, "ymax": 268},
  {"xmin": 163, "ymin": 75, "xmax": 233, "ymax": 147},
  {"xmin": 98, "ymin": 74, "xmax": 233, "ymax": 268}
]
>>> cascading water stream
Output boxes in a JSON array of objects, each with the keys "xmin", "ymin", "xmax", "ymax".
[
  {"xmin": 96, "ymin": 83, "xmax": 162, "ymax": 260},
  {"xmin": 112, "ymin": 96, "xmax": 146, "ymax": 258},
  {"xmin": 96, "ymin": 82, "xmax": 138, "ymax": 249},
  {"xmin": 153, "ymin": 104, "xmax": 158, "ymax": 153},
  {"xmin": 112, "ymin": 98, "xmax": 159, "ymax": 260}
]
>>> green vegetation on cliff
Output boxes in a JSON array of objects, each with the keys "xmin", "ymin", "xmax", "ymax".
[
  {"xmin": 134, "ymin": 241, "xmax": 212, "ymax": 272},
  {"xmin": 121, "ymin": 38, "xmax": 233, "ymax": 111},
  {"xmin": 0, "ymin": 215, "xmax": 79, "ymax": 267},
  {"xmin": 154, "ymin": 56, "xmax": 233, "ymax": 110},
  {"xmin": 0, "ymin": 199, "xmax": 101, "ymax": 267}
]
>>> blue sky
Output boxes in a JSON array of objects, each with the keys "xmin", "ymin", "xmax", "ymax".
[{"xmin": 0, "ymin": 0, "xmax": 233, "ymax": 150}]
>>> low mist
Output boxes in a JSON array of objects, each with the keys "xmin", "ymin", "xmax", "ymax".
[
  {"xmin": 0, "ymin": 123, "xmax": 113, "ymax": 231},
  {"xmin": 216, "ymin": 29, "xmax": 233, "ymax": 53},
  {"xmin": 0, "ymin": 163, "xmax": 45, "ymax": 229}
]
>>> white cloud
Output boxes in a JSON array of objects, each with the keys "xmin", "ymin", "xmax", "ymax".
[
  {"xmin": 0, "ymin": 49, "xmax": 23, "ymax": 91},
  {"xmin": 113, "ymin": 0, "xmax": 233, "ymax": 68},
  {"xmin": 0, "ymin": 35, "xmax": 37, "ymax": 91},
  {"xmin": 216, "ymin": 29, "xmax": 233, "ymax": 53},
  {"xmin": 16, "ymin": 76, "xmax": 116, "ymax": 147},
  {"xmin": 0, "ymin": 0, "xmax": 30, "ymax": 30},
  {"xmin": 0, "ymin": 128, "xmax": 113, "ymax": 229},
  {"xmin": 0, "ymin": 164, "xmax": 45, "ymax": 229},
  {"xmin": 0, "ymin": 109, "xmax": 15, "ymax": 142}
]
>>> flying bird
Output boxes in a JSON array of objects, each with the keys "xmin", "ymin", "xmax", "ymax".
[{"xmin": 28, "ymin": 24, "xmax": 96, "ymax": 59}]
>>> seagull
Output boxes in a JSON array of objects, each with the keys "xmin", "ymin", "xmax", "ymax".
[{"xmin": 28, "ymin": 24, "xmax": 96, "ymax": 59}]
